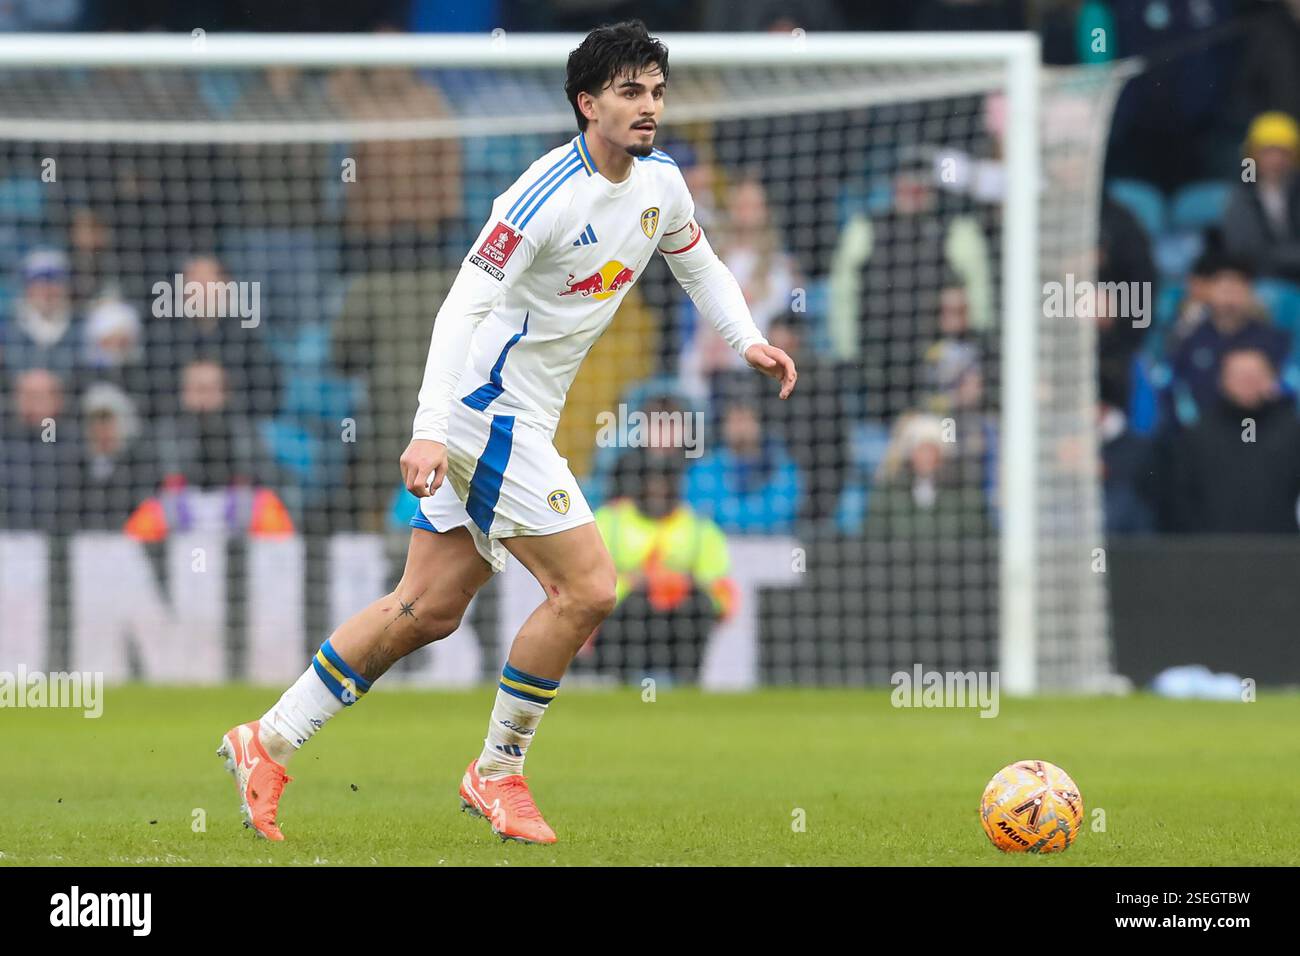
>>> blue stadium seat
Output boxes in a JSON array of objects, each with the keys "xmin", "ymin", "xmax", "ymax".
[
  {"xmin": 1282, "ymin": 362, "xmax": 1300, "ymax": 403},
  {"xmin": 0, "ymin": 179, "xmax": 48, "ymax": 279},
  {"xmin": 1255, "ymin": 279, "xmax": 1300, "ymax": 336},
  {"xmin": 1155, "ymin": 281, "xmax": 1184, "ymax": 329},
  {"xmin": 0, "ymin": 177, "xmax": 44, "ymax": 222},
  {"xmin": 1107, "ymin": 178, "xmax": 1165, "ymax": 238},
  {"xmin": 459, "ymin": 132, "xmax": 553, "ymax": 239},
  {"xmin": 195, "ymin": 71, "xmax": 249, "ymax": 118},
  {"xmin": 836, "ymin": 179, "xmax": 893, "ymax": 228},
  {"xmin": 1153, "ymin": 230, "xmax": 1204, "ymax": 280},
  {"xmin": 0, "ymin": 226, "xmax": 39, "ymax": 280},
  {"xmin": 1168, "ymin": 180, "xmax": 1231, "ymax": 232},
  {"xmin": 800, "ymin": 277, "xmax": 833, "ymax": 356},
  {"xmin": 220, "ymin": 226, "xmax": 342, "ymax": 329},
  {"xmin": 833, "ymin": 420, "xmax": 892, "ymax": 534},
  {"xmin": 260, "ymin": 418, "xmax": 315, "ymax": 477},
  {"xmin": 1128, "ymin": 354, "xmax": 1160, "ymax": 436},
  {"xmin": 270, "ymin": 320, "xmax": 333, "ymax": 369},
  {"xmin": 1141, "ymin": 280, "xmax": 1185, "ymax": 362},
  {"xmin": 280, "ymin": 371, "xmax": 358, "ymax": 425},
  {"xmin": 259, "ymin": 314, "xmax": 358, "ymax": 503},
  {"xmin": 260, "ymin": 414, "xmax": 349, "ymax": 500}
]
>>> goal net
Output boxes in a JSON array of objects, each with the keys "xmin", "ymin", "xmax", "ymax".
[{"xmin": 0, "ymin": 33, "xmax": 1123, "ymax": 692}]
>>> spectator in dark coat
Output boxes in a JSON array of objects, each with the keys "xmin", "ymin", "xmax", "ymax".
[
  {"xmin": 68, "ymin": 204, "xmax": 127, "ymax": 306},
  {"xmin": 153, "ymin": 358, "xmax": 275, "ymax": 489},
  {"xmin": 81, "ymin": 297, "xmax": 156, "ymax": 419},
  {"xmin": 1236, "ymin": 0, "xmax": 1300, "ymax": 125},
  {"xmin": 1222, "ymin": 111, "xmax": 1300, "ymax": 283},
  {"xmin": 757, "ymin": 312, "xmax": 859, "ymax": 522},
  {"xmin": 917, "ymin": 278, "xmax": 998, "ymax": 495},
  {"xmin": 0, "ymin": 368, "xmax": 81, "ymax": 533},
  {"xmin": 0, "ymin": 250, "xmax": 81, "ymax": 383},
  {"xmin": 1166, "ymin": 254, "xmax": 1289, "ymax": 419},
  {"xmin": 123, "ymin": 358, "xmax": 292, "ymax": 541},
  {"xmin": 146, "ymin": 254, "xmax": 282, "ymax": 419},
  {"xmin": 1168, "ymin": 346, "xmax": 1300, "ymax": 533},
  {"xmin": 75, "ymin": 382, "xmax": 158, "ymax": 530},
  {"xmin": 1097, "ymin": 196, "xmax": 1158, "ymax": 409},
  {"xmin": 1165, "ymin": 247, "xmax": 1218, "ymax": 348},
  {"xmin": 832, "ymin": 170, "xmax": 991, "ymax": 419},
  {"xmin": 1098, "ymin": 380, "xmax": 1156, "ymax": 536}
]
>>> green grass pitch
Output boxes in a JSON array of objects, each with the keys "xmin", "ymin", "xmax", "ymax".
[{"xmin": 3, "ymin": 686, "xmax": 1298, "ymax": 866}]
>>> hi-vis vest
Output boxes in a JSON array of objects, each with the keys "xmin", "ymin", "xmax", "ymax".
[
  {"xmin": 124, "ymin": 476, "xmax": 294, "ymax": 542},
  {"xmin": 594, "ymin": 499, "xmax": 736, "ymax": 618}
]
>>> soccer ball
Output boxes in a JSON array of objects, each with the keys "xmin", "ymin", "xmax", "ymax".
[{"xmin": 979, "ymin": 760, "xmax": 1084, "ymax": 853}]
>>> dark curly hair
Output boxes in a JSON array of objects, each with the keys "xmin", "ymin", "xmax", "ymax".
[{"xmin": 565, "ymin": 20, "xmax": 669, "ymax": 133}]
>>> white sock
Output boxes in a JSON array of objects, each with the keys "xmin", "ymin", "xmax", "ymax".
[
  {"xmin": 260, "ymin": 640, "xmax": 371, "ymax": 762},
  {"xmin": 475, "ymin": 663, "xmax": 558, "ymax": 777}
]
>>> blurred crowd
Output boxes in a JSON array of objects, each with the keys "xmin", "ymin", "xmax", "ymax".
[
  {"xmin": 3, "ymin": 0, "xmax": 1300, "ymax": 565},
  {"xmin": 0, "ymin": 249, "xmax": 290, "ymax": 536},
  {"xmin": 1099, "ymin": 108, "xmax": 1300, "ymax": 534}
]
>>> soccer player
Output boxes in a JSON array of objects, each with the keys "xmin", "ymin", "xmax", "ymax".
[{"xmin": 218, "ymin": 20, "xmax": 797, "ymax": 845}]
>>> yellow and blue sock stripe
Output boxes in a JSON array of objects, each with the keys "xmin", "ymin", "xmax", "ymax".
[
  {"xmin": 313, "ymin": 638, "xmax": 372, "ymax": 705},
  {"xmin": 499, "ymin": 662, "xmax": 559, "ymax": 706}
]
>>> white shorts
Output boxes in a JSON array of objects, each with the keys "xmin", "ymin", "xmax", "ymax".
[{"xmin": 410, "ymin": 401, "xmax": 594, "ymax": 572}]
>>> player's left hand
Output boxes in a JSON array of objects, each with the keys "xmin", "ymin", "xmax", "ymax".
[{"xmin": 744, "ymin": 343, "xmax": 797, "ymax": 399}]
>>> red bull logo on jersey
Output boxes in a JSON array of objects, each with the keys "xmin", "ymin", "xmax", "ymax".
[{"xmin": 557, "ymin": 260, "xmax": 636, "ymax": 301}]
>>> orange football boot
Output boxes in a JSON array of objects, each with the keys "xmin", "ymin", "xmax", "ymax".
[
  {"xmin": 459, "ymin": 759, "xmax": 557, "ymax": 844},
  {"xmin": 216, "ymin": 720, "xmax": 293, "ymax": 841}
]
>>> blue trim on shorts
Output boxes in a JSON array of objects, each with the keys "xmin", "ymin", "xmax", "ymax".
[
  {"xmin": 409, "ymin": 510, "xmax": 439, "ymax": 532},
  {"xmin": 466, "ymin": 415, "xmax": 516, "ymax": 534}
]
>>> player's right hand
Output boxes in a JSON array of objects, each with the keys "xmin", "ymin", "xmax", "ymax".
[{"xmin": 401, "ymin": 439, "xmax": 448, "ymax": 497}]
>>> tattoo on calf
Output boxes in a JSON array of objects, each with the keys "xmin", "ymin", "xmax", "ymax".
[
  {"xmin": 360, "ymin": 644, "xmax": 399, "ymax": 682},
  {"xmin": 383, "ymin": 587, "xmax": 426, "ymax": 631},
  {"xmin": 361, "ymin": 586, "xmax": 431, "ymax": 679}
]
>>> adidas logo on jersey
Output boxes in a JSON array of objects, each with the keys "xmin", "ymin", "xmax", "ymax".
[{"xmin": 571, "ymin": 224, "xmax": 598, "ymax": 246}]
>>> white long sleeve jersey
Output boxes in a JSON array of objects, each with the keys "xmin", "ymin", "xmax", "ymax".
[{"xmin": 412, "ymin": 131, "xmax": 768, "ymax": 444}]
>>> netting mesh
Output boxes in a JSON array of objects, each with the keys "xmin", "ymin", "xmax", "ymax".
[
  {"xmin": 0, "ymin": 53, "xmax": 1120, "ymax": 689},
  {"xmin": 1035, "ymin": 65, "xmax": 1135, "ymax": 690}
]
